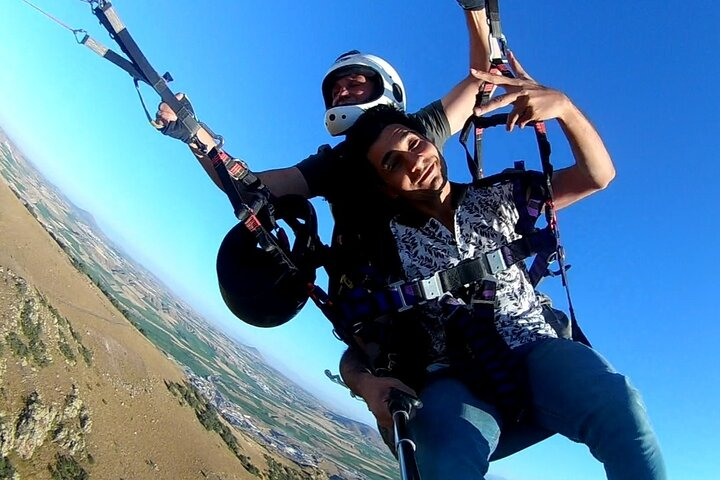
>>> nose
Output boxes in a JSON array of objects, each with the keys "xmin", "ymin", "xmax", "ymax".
[
  {"xmin": 402, "ymin": 151, "xmax": 425, "ymax": 175},
  {"xmin": 333, "ymin": 87, "xmax": 351, "ymax": 106}
]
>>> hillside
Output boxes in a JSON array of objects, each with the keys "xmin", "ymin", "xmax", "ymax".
[{"xmin": 0, "ymin": 128, "xmax": 396, "ymax": 479}]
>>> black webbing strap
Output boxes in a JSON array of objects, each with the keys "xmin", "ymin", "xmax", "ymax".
[
  {"xmin": 206, "ymin": 147, "xmax": 299, "ymax": 275},
  {"xmin": 445, "ymin": 298, "xmax": 530, "ymax": 423},
  {"xmin": 459, "ymin": 113, "xmax": 508, "ymax": 180},
  {"xmin": 89, "ymin": 1, "xmax": 273, "ymax": 251},
  {"xmin": 486, "ymin": 0, "xmax": 504, "ymax": 40},
  {"xmin": 336, "ymin": 229, "xmax": 551, "ymax": 328},
  {"xmin": 78, "ymin": 34, "xmax": 146, "ymax": 82},
  {"xmin": 91, "ymin": 2, "xmax": 200, "ymax": 138},
  {"xmin": 529, "ymin": 123, "xmax": 577, "ymax": 321}
]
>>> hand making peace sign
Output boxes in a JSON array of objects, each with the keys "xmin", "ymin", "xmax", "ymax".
[{"xmin": 471, "ymin": 51, "xmax": 572, "ymax": 132}]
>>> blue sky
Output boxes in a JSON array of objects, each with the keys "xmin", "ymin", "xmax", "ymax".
[{"xmin": 2, "ymin": 1, "xmax": 719, "ymax": 478}]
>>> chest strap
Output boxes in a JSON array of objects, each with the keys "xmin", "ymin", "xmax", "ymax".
[{"xmin": 337, "ymin": 227, "xmax": 556, "ymax": 335}]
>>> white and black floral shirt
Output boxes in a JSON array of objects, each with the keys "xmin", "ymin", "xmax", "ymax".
[{"xmin": 390, "ymin": 182, "xmax": 557, "ymax": 361}]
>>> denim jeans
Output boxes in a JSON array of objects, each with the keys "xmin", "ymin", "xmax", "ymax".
[{"xmin": 407, "ymin": 338, "xmax": 666, "ymax": 480}]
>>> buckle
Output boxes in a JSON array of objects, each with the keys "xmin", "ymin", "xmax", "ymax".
[
  {"xmin": 389, "ymin": 281, "xmax": 412, "ymax": 312},
  {"xmin": 418, "ymin": 272, "xmax": 444, "ymax": 300},
  {"xmin": 485, "ymin": 249, "xmax": 508, "ymax": 274},
  {"xmin": 227, "ymin": 158, "xmax": 249, "ymax": 181}
]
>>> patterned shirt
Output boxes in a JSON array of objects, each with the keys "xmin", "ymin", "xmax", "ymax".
[{"xmin": 390, "ymin": 182, "xmax": 557, "ymax": 362}]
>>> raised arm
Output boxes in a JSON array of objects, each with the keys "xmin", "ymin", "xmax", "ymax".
[
  {"xmin": 441, "ymin": 1, "xmax": 493, "ymax": 134},
  {"xmin": 472, "ymin": 52, "xmax": 615, "ymax": 209},
  {"xmin": 155, "ymin": 95, "xmax": 311, "ymax": 198}
]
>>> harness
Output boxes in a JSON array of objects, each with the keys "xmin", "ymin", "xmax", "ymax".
[
  {"xmin": 459, "ymin": 0, "xmax": 578, "ymax": 327},
  {"xmin": 333, "ymin": 170, "xmax": 552, "ymax": 327},
  {"xmin": 320, "ymin": 0, "xmax": 588, "ymax": 414},
  {"xmin": 322, "ymin": 169, "xmax": 573, "ymax": 420}
]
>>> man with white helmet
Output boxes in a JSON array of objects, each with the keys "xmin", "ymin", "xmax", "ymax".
[
  {"xmin": 321, "ymin": 51, "xmax": 407, "ymax": 136},
  {"xmin": 155, "ymin": 1, "xmax": 492, "ymax": 202}
]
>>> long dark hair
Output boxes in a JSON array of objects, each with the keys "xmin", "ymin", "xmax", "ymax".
[{"xmin": 344, "ymin": 104, "xmax": 427, "ymax": 185}]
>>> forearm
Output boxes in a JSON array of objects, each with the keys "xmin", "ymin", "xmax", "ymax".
[
  {"xmin": 339, "ymin": 348, "xmax": 375, "ymax": 397},
  {"xmin": 441, "ymin": 7, "xmax": 493, "ymax": 133},
  {"xmin": 465, "ymin": 8, "xmax": 491, "ymax": 71},
  {"xmin": 440, "ymin": 5, "xmax": 494, "ymax": 134},
  {"xmin": 188, "ymin": 128, "xmax": 310, "ymax": 198},
  {"xmin": 553, "ymin": 102, "xmax": 616, "ymax": 209},
  {"xmin": 188, "ymin": 131, "xmax": 224, "ymax": 191}
]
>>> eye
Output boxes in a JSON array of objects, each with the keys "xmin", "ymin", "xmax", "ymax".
[
  {"xmin": 381, "ymin": 155, "xmax": 399, "ymax": 172},
  {"xmin": 382, "ymin": 160, "xmax": 397, "ymax": 172}
]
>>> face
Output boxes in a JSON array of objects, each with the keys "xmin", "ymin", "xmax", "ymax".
[
  {"xmin": 331, "ymin": 73, "xmax": 375, "ymax": 107},
  {"xmin": 367, "ymin": 124, "xmax": 448, "ymax": 199}
]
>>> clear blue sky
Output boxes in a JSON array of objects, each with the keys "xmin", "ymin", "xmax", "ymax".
[{"xmin": 2, "ymin": 1, "xmax": 719, "ymax": 478}]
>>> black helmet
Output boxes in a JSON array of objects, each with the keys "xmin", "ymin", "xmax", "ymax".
[{"xmin": 216, "ymin": 196, "xmax": 321, "ymax": 328}]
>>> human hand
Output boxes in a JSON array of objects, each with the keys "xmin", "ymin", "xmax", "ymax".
[
  {"xmin": 154, "ymin": 93, "xmax": 197, "ymax": 143},
  {"xmin": 471, "ymin": 51, "xmax": 572, "ymax": 131},
  {"xmin": 355, "ymin": 375, "xmax": 418, "ymax": 430}
]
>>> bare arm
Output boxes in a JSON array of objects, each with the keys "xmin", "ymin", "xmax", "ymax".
[
  {"xmin": 550, "ymin": 104, "xmax": 615, "ymax": 210},
  {"xmin": 441, "ymin": 6, "xmax": 493, "ymax": 134},
  {"xmin": 465, "ymin": 6, "xmax": 492, "ymax": 72},
  {"xmin": 158, "ymin": 99, "xmax": 311, "ymax": 197},
  {"xmin": 340, "ymin": 348, "xmax": 416, "ymax": 430},
  {"xmin": 472, "ymin": 52, "xmax": 615, "ymax": 210}
]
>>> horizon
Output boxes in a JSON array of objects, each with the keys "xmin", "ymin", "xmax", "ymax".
[{"xmin": 1, "ymin": 123, "xmax": 371, "ymax": 426}]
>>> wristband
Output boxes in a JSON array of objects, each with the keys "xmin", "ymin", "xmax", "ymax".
[
  {"xmin": 159, "ymin": 95, "xmax": 197, "ymax": 144},
  {"xmin": 456, "ymin": 0, "xmax": 485, "ymax": 10}
]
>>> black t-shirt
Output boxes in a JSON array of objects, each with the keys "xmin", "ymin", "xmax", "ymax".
[{"xmin": 295, "ymin": 100, "xmax": 451, "ymax": 203}]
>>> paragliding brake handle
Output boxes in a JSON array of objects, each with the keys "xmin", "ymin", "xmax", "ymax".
[{"xmin": 388, "ymin": 388, "xmax": 423, "ymax": 480}]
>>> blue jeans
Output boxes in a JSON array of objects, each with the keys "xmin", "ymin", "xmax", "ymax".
[{"xmin": 407, "ymin": 338, "xmax": 666, "ymax": 480}]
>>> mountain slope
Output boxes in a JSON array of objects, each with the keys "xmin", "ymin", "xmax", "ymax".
[
  {"xmin": 0, "ymin": 166, "xmax": 274, "ymax": 478},
  {"xmin": 0, "ymin": 128, "xmax": 397, "ymax": 479}
]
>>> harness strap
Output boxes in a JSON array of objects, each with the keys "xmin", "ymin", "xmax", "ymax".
[
  {"xmin": 460, "ymin": 113, "xmax": 506, "ymax": 180},
  {"xmin": 444, "ymin": 297, "xmax": 529, "ymax": 423},
  {"xmin": 336, "ymin": 227, "xmax": 552, "ymax": 332},
  {"xmin": 457, "ymin": 0, "xmax": 511, "ymax": 180},
  {"xmin": 79, "ymin": 34, "xmax": 146, "ymax": 82},
  {"xmin": 90, "ymin": 2, "xmax": 201, "ymax": 141},
  {"xmin": 485, "ymin": 0, "xmax": 507, "ymax": 55},
  {"xmin": 206, "ymin": 148, "xmax": 302, "ymax": 277}
]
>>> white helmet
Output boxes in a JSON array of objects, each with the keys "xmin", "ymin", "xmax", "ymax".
[{"xmin": 322, "ymin": 51, "xmax": 406, "ymax": 136}]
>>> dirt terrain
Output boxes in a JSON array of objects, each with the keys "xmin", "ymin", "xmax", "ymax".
[{"xmin": 0, "ymin": 174, "xmax": 294, "ymax": 479}]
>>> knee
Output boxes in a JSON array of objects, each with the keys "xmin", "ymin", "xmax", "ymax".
[
  {"xmin": 599, "ymin": 373, "xmax": 648, "ymax": 423},
  {"xmin": 581, "ymin": 373, "xmax": 655, "ymax": 445},
  {"xmin": 413, "ymin": 425, "xmax": 492, "ymax": 480},
  {"xmin": 409, "ymin": 401, "xmax": 498, "ymax": 479},
  {"xmin": 582, "ymin": 374, "xmax": 665, "ymax": 478}
]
